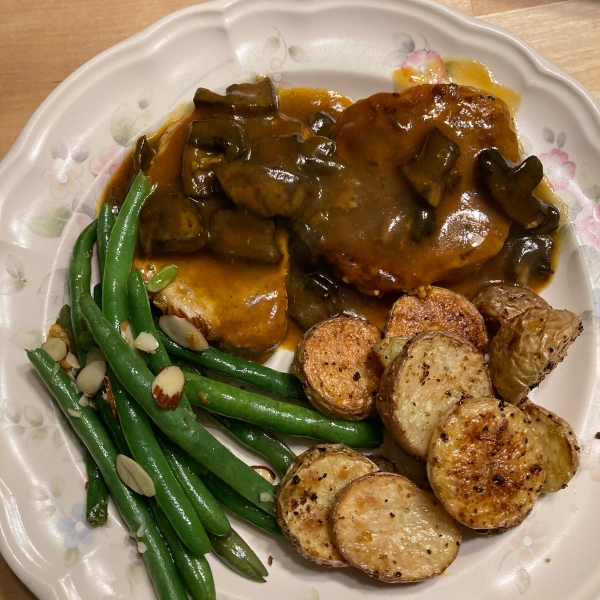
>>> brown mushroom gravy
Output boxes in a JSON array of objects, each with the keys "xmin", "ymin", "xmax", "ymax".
[{"xmin": 103, "ymin": 78, "xmax": 560, "ymax": 360}]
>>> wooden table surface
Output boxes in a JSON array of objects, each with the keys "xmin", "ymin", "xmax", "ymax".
[{"xmin": 1, "ymin": 0, "xmax": 599, "ymax": 597}]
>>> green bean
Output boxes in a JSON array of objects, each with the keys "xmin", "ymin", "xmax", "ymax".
[
  {"xmin": 102, "ymin": 171, "xmax": 152, "ymax": 330},
  {"xmin": 78, "ymin": 331, "xmax": 96, "ymax": 351},
  {"xmin": 155, "ymin": 328, "xmax": 306, "ymax": 400},
  {"xmin": 69, "ymin": 220, "xmax": 98, "ymax": 365},
  {"xmin": 57, "ymin": 304, "xmax": 76, "ymax": 353},
  {"xmin": 79, "ymin": 293, "xmax": 276, "ymax": 515},
  {"xmin": 126, "ymin": 269, "xmax": 173, "ymax": 377},
  {"xmin": 147, "ymin": 265, "xmax": 178, "ymax": 293},
  {"xmin": 93, "ymin": 282, "xmax": 102, "ymax": 310},
  {"xmin": 83, "ymin": 447, "xmax": 109, "ymax": 526},
  {"xmin": 150, "ymin": 501, "xmax": 216, "ymax": 600},
  {"xmin": 109, "ymin": 371, "xmax": 211, "ymax": 556},
  {"xmin": 210, "ymin": 413, "xmax": 295, "ymax": 477},
  {"xmin": 158, "ymin": 435, "xmax": 231, "ymax": 537},
  {"xmin": 200, "ymin": 471, "xmax": 282, "ymax": 537},
  {"xmin": 209, "ymin": 529, "xmax": 268, "ymax": 582},
  {"xmin": 98, "ymin": 202, "xmax": 116, "ymax": 277},
  {"xmin": 27, "ymin": 349, "xmax": 188, "ymax": 600},
  {"xmin": 185, "ymin": 373, "xmax": 383, "ymax": 448},
  {"xmin": 94, "ymin": 389, "xmax": 130, "ymax": 457}
]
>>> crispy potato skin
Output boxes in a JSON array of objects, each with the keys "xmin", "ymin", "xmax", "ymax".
[
  {"xmin": 331, "ymin": 472, "xmax": 461, "ymax": 582},
  {"xmin": 427, "ymin": 398, "xmax": 548, "ymax": 530},
  {"xmin": 377, "ymin": 331, "xmax": 492, "ymax": 461},
  {"xmin": 489, "ymin": 307, "xmax": 583, "ymax": 404},
  {"xmin": 521, "ymin": 402, "xmax": 580, "ymax": 493},
  {"xmin": 276, "ymin": 444, "xmax": 378, "ymax": 566},
  {"xmin": 294, "ymin": 316, "xmax": 383, "ymax": 420},
  {"xmin": 473, "ymin": 285, "xmax": 551, "ymax": 334},
  {"xmin": 385, "ymin": 287, "xmax": 488, "ymax": 353}
]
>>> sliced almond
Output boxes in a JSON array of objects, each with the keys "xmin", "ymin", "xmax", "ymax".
[
  {"xmin": 120, "ymin": 320, "xmax": 136, "ymax": 350},
  {"xmin": 116, "ymin": 454, "xmax": 156, "ymax": 497},
  {"xmin": 86, "ymin": 347, "xmax": 106, "ymax": 364},
  {"xmin": 64, "ymin": 352, "xmax": 81, "ymax": 370},
  {"xmin": 41, "ymin": 337, "xmax": 68, "ymax": 362},
  {"xmin": 76, "ymin": 360, "xmax": 107, "ymax": 396},
  {"xmin": 152, "ymin": 365, "xmax": 185, "ymax": 409},
  {"xmin": 134, "ymin": 332, "xmax": 159, "ymax": 354},
  {"xmin": 159, "ymin": 315, "xmax": 209, "ymax": 352},
  {"xmin": 252, "ymin": 465, "xmax": 277, "ymax": 484}
]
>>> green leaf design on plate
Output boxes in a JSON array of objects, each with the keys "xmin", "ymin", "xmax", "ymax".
[
  {"xmin": 10, "ymin": 330, "xmax": 43, "ymax": 350},
  {"xmin": 110, "ymin": 104, "xmax": 138, "ymax": 146},
  {"xmin": 515, "ymin": 567, "xmax": 530, "ymax": 594},
  {"xmin": 126, "ymin": 561, "xmax": 145, "ymax": 592},
  {"xmin": 40, "ymin": 506, "xmax": 57, "ymax": 518},
  {"xmin": 51, "ymin": 475, "xmax": 65, "ymax": 498},
  {"xmin": 579, "ymin": 163, "xmax": 600, "ymax": 201},
  {"xmin": 27, "ymin": 428, "xmax": 47, "ymax": 448},
  {"xmin": 24, "ymin": 405, "xmax": 44, "ymax": 427},
  {"xmin": 6, "ymin": 404, "xmax": 22, "ymax": 423},
  {"xmin": 27, "ymin": 486, "xmax": 50, "ymax": 501},
  {"xmin": 23, "ymin": 203, "xmax": 72, "ymax": 238},
  {"xmin": 7, "ymin": 425, "xmax": 24, "ymax": 437},
  {"xmin": 264, "ymin": 36, "xmax": 280, "ymax": 54},
  {"xmin": 64, "ymin": 547, "xmax": 80, "ymax": 568},
  {"xmin": 288, "ymin": 46, "xmax": 307, "ymax": 62}
]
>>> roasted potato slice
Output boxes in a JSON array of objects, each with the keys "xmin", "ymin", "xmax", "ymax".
[
  {"xmin": 385, "ymin": 286, "xmax": 488, "ymax": 353},
  {"xmin": 331, "ymin": 472, "xmax": 461, "ymax": 582},
  {"xmin": 427, "ymin": 397, "xmax": 548, "ymax": 530},
  {"xmin": 367, "ymin": 454, "xmax": 400, "ymax": 473},
  {"xmin": 521, "ymin": 402, "xmax": 580, "ymax": 492},
  {"xmin": 489, "ymin": 307, "xmax": 583, "ymax": 404},
  {"xmin": 294, "ymin": 316, "xmax": 383, "ymax": 420},
  {"xmin": 377, "ymin": 331, "xmax": 492, "ymax": 461},
  {"xmin": 372, "ymin": 336, "xmax": 411, "ymax": 369},
  {"xmin": 276, "ymin": 444, "xmax": 378, "ymax": 566},
  {"xmin": 473, "ymin": 284, "xmax": 551, "ymax": 334}
]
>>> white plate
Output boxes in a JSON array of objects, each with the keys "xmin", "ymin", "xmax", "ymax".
[{"xmin": 1, "ymin": 0, "xmax": 600, "ymax": 598}]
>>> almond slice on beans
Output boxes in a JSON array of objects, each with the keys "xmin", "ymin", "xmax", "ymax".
[
  {"xmin": 152, "ymin": 365, "xmax": 185, "ymax": 409},
  {"xmin": 41, "ymin": 338, "xmax": 68, "ymax": 362},
  {"xmin": 116, "ymin": 454, "xmax": 156, "ymax": 497},
  {"xmin": 120, "ymin": 320, "xmax": 137, "ymax": 350},
  {"xmin": 64, "ymin": 352, "xmax": 81, "ymax": 370},
  {"xmin": 159, "ymin": 315, "xmax": 208, "ymax": 352},
  {"xmin": 252, "ymin": 465, "xmax": 277, "ymax": 484},
  {"xmin": 134, "ymin": 332, "xmax": 159, "ymax": 354},
  {"xmin": 76, "ymin": 360, "xmax": 107, "ymax": 396}
]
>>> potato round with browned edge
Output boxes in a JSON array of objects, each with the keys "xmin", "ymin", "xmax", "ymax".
[
  {"xmin": 276, "ymin": 444, "xmax": 378, "ymax": 567},
  {"xmin": 489, "ymin": 307, "xmax": 583, "ymax": 404},
  {"xmin": 294, "ymin": 316, "xmax": 383, "ymax": 420},
  {"xmin": 521, "ymin": 402, "xmax": 580, "ymax": 493},
  {"xmin": 427, "ymin": 398, "xmax": 548, "ymax": 530},
  {"xmin": 385, "ymin": 286, "xmax": 488, "ymax": 353},
  {"xmin": 377, "ymin": 331, "xmax": 492, "ymax": 461},
  {"xmin": 331, "ymin": 472, "xmax": 461, "ymax": 582},
  {"xmin": 473, "ymin": 284, "xmax": 551, "ymax": 334}
]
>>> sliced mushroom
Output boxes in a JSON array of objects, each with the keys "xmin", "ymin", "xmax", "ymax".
[
  {"xmin": 213, "ymin": 161, "xmax": 309, "ymax": 218},
  {"xmin": 139, "ymin": 193, "xmax": 206, "ymax": 256},
  {"xmin": 478, "ymin": 149, "xmax": 559, "ymax": 233},
  {"xmin": 309, "ymin": 111, "xmax": 336, "ymax": 136},
  {"xmin": 207, "ymin": 209, "xmax": 282, "ymax": 263},
  {"xmin": 193, "ymin": 77, "xmax": 278, "ymax": 115},
  {"xmin": 187, "ymin": 119, "xmax": 247, "ymax": 160},
  {"xmin": 400, "ymin": 127, "xmax": 460, "ymax": 208}
]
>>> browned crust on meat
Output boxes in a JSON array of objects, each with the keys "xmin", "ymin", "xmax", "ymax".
[
  {"xmin": 276, "ymin": 444, "xmax": 378, "ymax": 566},
  {"xmin": 294, "ymin": 316, "xmax": 383, "ymax": 420},
  {"xmin": 385, "ymin": 287, "xmax": 488, "ymax": 353},
  {"xmin": 473, "ymin": 284, "xmax": 551, "ymax": 334}
]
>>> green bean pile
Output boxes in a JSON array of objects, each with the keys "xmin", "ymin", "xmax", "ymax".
[{"xmin": 27, "ymin": 171, "xmax": 384, "ymax": 599}]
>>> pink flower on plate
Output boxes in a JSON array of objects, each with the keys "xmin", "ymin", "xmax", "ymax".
[
  {"xmin": 90, "ymin": 145, "xmax": 125, "ymax": 181},
  {"xmin": 42, "ymin": 158, "xmax": 83, "ymax": 199},
  {"xmin": 575, "ymin": 201, "xmax": 600, "ymax": 248},
  {"xmin": 393, "ymin": 50, "xmax": 448, "ymax": 89},
  {"xmin": 539, "ymin": 148, "xmax": 575, "ymax": 190},
  {"xmin": 507, "ymin": 521, "xmax": 549, "ymax": 566}
]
